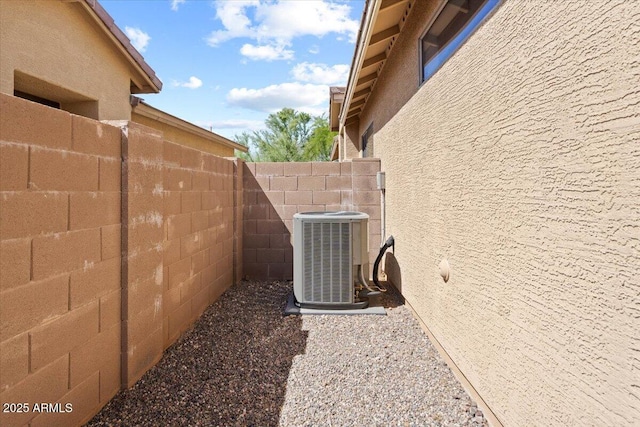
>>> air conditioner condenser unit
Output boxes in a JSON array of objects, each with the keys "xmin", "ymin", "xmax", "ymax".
[{"xmin": 293, "ymin": 211, "xmax": 373, "ymax": 309}]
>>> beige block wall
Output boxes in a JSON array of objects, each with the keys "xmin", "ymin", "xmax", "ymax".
[
  {"xmin": 0, "ymin": 1, "xmax": 136, "ymax": 120},
  {"xmin": 228, "ymin": 157, "xmax": 245, "ymax": 287},
  {"xmin": 0, "ymin": 94, "xmax": 122, "ymax": 426},
  {"xmin": 0, "ymin": 94, "xmax": 241, "ymax": 424},
  {"xmin": 119, "ymin": 122, "xmax": 165, "ymax": 387},
  {"xmin": 242, "ymin": 160, "xmax": 381, "ymax": 280},
  {"xmin": 162, "ymin": 141, "xmax": 237, "ymax": 349},
  {"xmin": 358, "ymin": 0, "xmax": 640, "ymax": 425}
]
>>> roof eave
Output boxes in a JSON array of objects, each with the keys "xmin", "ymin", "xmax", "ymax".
[
  {"xmin": 339, "ymin": 0, "xmax": 413, "ymax": 129},
  {"xmin": 329, "ymin": 86, "xmax": 346, "ymax": 132},
  {"xmin": 131, "ymin": 98, "xmax": 249, "ymax": 153},
  {"xmin": 80, "ymin": 0, "xmax": 162, "ymax": 94},
  {"xmin": 339, "ymin": 0, "xmax": 380, "ymax": 129}
]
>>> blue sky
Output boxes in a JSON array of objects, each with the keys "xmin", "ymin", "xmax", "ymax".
[{"xmin": 101, "ymin": 0, "xmax": 365, "ymax": 140}]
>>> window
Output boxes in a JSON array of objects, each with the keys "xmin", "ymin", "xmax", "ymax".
[
  {"xmin": 13, "ymin": 70, "xmax": 99, "ymax": 119},
  {"xmin": 14, "ymin": 90, "xmax": 60, "ymax": 109},
  {"xmin": 420, "ymin": 0, "xmax": 500, "ymax": 83},
  {"xmin": 362, "ymin": 123, "xmax": 373, "ymax": 158}
]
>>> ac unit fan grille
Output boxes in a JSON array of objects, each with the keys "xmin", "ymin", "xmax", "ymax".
[{"xmin": 302, "ymin": 222, "xmax": 352, "ymax": 303}]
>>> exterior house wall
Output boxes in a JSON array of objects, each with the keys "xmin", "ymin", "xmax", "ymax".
[
  {"xmin": 355, "ymin": 0, "xmax": 640, "ymax": 425},
  {"xmin": 132, "ymin": 112, "xmax": 236, "ymax": 157},
  {"xmin": 1, "ymin": 1, "xmax": 242, "ymax": 160},
  {"xmin": 0, "ymin": 1, "xmax": 141, "ymax": 120},
  {"xmin": 342, "ymin": 122, "xmax": 362, "ymax": 160},
  {"xmin": 243, "ymin": 160, "xmax": 381, "ymax": 281},
  {"xmin": 0, "ymin": 1, "xmax": 138, "ymax": 120}
]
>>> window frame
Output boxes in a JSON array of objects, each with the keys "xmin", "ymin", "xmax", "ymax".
[
  {"xmin": 361, "ymin": 123, "xmax": 374, "ymax": 158},
  {"xmin": 13, "ymin": 70, "xmax": 99, "ymax": 119},
  {"xmin": 14, "ymin": 90, "xmax": 60, "ymax": 109},
  {"xmin": 419, "ymin": 0, "xmax": 501, "ymax": 86}
]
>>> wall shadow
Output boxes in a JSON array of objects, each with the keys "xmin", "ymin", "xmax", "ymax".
[
  {"xmin": 372, "ymin": 279, "xmax": 405, "ymax": 309},
  {"xmin": 242, "ymin": 162, "xmax": 383, "ymax": 282},
  {"xmin": 243, "ymin": 169, "xmax": 294, "ymax": 281},
  {"xmin": 383, "ymin": 251, "xmax": 403, "ymax": 295},
  {"xmin": 87, "ymin": 280, "xmax": 307, "ymax": 427}
]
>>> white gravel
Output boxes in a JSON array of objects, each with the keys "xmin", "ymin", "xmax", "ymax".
[{"xmin": 87, "ymin": 281, "xmax": 486, "ymax": 427}]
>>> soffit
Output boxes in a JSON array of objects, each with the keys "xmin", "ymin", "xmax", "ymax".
[{"xmin": 342, "ymin": 0, "xmax": 413, "ymax": 126}]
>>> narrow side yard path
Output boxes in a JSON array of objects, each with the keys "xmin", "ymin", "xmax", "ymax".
[{"xmin": 88, "ymin": 281, "xmax": 486, "ymax": 426}]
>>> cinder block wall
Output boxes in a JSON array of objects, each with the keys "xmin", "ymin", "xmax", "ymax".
[
  {"xmin": 242, "ymin": 159, "xmax": 381, "ymax": 280},
  {"xmin": 0, "ymin": 94, "xmax": 241, "ymax": 425},
  {"xmin": 1, "ymin": 93, "xmax": 379, "ymax": 424},
  {"xmin": 161, "ymin": 141, "xmax": 237, "ymax": 349},
  {"xmin": 118, "ymin": 122, "xmax": 165, "ymax": 388},
  {"xmin": 1, "ymin": 94, "xmax": 122, "ymax": 426}
]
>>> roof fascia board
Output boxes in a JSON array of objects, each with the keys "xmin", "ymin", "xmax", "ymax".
[
  {"xmin": 78, "ymin": 0, "xmax": 162, "ymax": 93},
  {"xmin": 339, "ymin": 0, "xmax": 382, "ymax": 128},
  {"xmin": 330, "ymin": 136, "xmax": 339, "ymax": 161}
]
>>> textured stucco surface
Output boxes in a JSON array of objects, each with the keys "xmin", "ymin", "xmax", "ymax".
[
  {"xmin": 0, "ymin": 1, "xmax": 136, "ymax": 120},
  {"xmin": 358, "ymin": 0, "xmax": 640, "ymax": 425},
  {"xmin": 131, "ymin": 113, "xmax": 235, "ymax": 157}
]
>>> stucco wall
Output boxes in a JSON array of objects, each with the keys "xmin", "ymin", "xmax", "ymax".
[
  {"xmin": 132, "ymin": 113, "xmax": 235, "ymax": 157},
  {"xmin": 359, "ymin": 0, "xmax": 640, "ymax": 425},
  {"xmin": 0, "ymin": 1, "xmax": 135, "ymax": 120}
]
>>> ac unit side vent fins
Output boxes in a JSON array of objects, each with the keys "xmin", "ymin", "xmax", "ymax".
[
  {"xmin": 293, "ymin": 211, "xmax": 369, "ymax": 308},
  {"xmin": 301, "ymin": 222, "xmax": 352, "ymax": 303}
]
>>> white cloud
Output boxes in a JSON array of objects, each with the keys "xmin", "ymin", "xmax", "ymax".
[
  {"xmin": 171, "ymin": 0, "xmax": 185, "ymax": 11},
  {"xmin": 125, "ymin": 27, "xmax": 150, "ymax": 52},
  {"xmin": 172, "ymin": 76, "xmax": 203, "ymax": 89},
  {"xmin": 207, "ymin": 1, "xmax": 258, "ymax": 46},
  {"xmin": 240, "ymin": 43, "xmax": 294, "ymax": 61},
  {"xmin": 291, "ymin": 62, "xmax": 349, "ymax": 85},
  {"xmin": 227, "ymin": 82, "xmax": 329, "ymax": 113},
  {"xmin": 308, "ymin": 45, "xmax": 320, "ymax": 55},
  {"xmin": 206, "ymin": 1, "xmax": 359, "ymax": 61}
]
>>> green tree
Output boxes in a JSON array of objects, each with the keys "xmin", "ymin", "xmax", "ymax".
[
  {"xmin": 235, "ymin": 108, "xmax": 336, "ymax": 162},
  {"xmin": 303, "ymin": 115, "xmax": 335, "ymax": 161}
]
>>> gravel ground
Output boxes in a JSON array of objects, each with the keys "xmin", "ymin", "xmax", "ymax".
[{"xmin": 87, "ymin": 281, "xmax": 486, "ymax": 427}]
